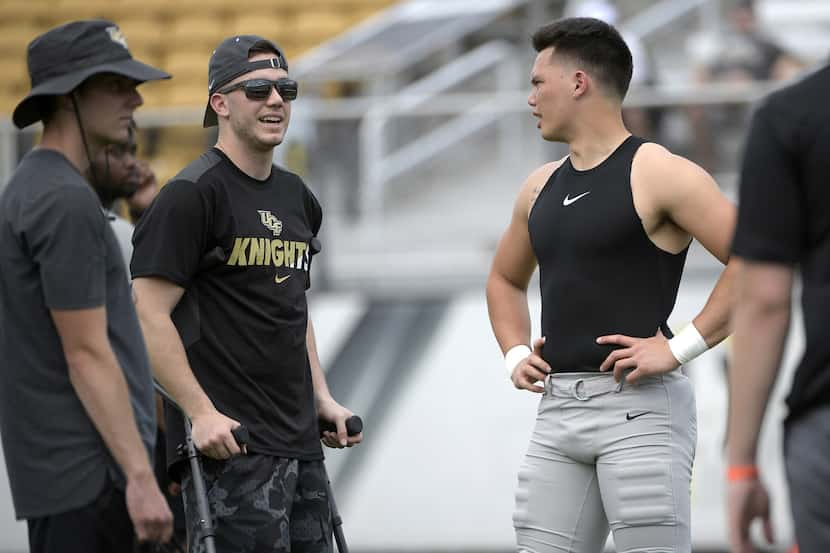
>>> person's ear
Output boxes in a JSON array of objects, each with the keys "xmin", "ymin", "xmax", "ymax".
[
  {"xmin": 210, "ymin": 92, "xmax": 230, "ymax": 120},
  {"xmin": 573, "ymin": 70, "xmax": 589, "ymax": 98}
]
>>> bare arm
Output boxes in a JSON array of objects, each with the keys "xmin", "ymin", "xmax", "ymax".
[
  {"xmin": 725, "ymin": 259, "xmax": 791, "ymax": 551},
  {"xmin": 598, "ymin": 146, "xmax": 737, "ymax": 380},
  {"xmin": 307, "ymin": 316, "xmax": 361, "ymax": 448},
  {"xmin": 486, "ymin": 162, "xmax": 560, "ymax": 391},
  {"xmin": 486, "ymin": 200, "xmax": 535, "ymax": 353},
  {"xmin": 657, "ymin": 149, "xmax": 738, "ymax": 346},
  {"xmin": 133, "ymin": 276, "xmax": 242, "ymax": 459},
  {"xmin": 487, "ymin": 162, "xmax": 558, "ymax": 350},
  {"xmin": 726, "ymin": 259, "xmax": 792, "ymax": 465},
  {"xmin": 307, "ymin": 317, "xmax": 332, "ymax": 404},
  {"xmin": 52, "ymin": 307, "xmax": 172, "ymax": 542}
]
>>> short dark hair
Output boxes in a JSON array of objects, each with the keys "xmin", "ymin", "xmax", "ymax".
[
  {"xmin": 532, "ymin": 17, "xmax": 633, "ymax": 99},
  {"xmin": 249, "ymin": 41, "xmax": 283, "ymax": 61}
]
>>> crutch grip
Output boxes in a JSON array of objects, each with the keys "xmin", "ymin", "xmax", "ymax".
[
  {"xmin": 319, "ymin": 415, "xmax": 363, "ymax": 437},
  {"xmin": 231, "ymin": 425, "xmax": 250, "ymax": 448}
]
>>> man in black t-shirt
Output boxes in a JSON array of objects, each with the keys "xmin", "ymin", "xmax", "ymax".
[
  {"xmin": 0, "ymin": 20, "xmax": 173, "ymax": 553},
  {"xmin": 727, "ymin": 66, "xmax": 830, "ymax": 553},
  {"xmin": 131, "ymin": 35, "xmax": 361, "ymax": 553}
]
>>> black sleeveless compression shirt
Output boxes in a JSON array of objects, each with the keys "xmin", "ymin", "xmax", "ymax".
[{"xmin": 528, "ymin": 136, "xmax": 688, "ymax": 373}]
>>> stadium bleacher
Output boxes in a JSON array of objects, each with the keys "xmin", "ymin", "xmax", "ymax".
[{"xmin": 0, "ymin": 0, "xmax": 398, "ymax": 183}]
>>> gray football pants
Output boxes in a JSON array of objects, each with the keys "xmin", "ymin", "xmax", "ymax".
[{"xmin": 514, "ymin": 371, "xmax": 697, "ymax": 553}]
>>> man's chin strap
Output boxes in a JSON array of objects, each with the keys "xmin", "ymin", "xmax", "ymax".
[
  {"xmin": 71, "ymin": 92, "xmax": 116, "ymax": 208},
  {"xmin": 70, "ymin": 92, "xmax": 101, "ymax": 190}
]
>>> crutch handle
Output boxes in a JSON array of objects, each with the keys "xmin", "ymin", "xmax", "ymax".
[
  {"xmin": 319, "ymin": 416, "xmax": 363, "ymax": 437},
  {"xmin": 318, "ymin": 416, "xmax": 360, "ymax": 552},
  {"xmin": 175, "ymin": 424, "xmax": 249, "ymax": 458},
  {"xmin": 231, "ymin": 425, "xmax": 250, "ymax": 448}
]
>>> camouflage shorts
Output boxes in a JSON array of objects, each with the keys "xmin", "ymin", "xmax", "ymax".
[{"xmin": 181, "ymin": 455, "xmax": 332, "ymax": 553}]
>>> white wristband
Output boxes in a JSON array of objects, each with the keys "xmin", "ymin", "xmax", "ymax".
[
  {"xmin": 668, "ymin": 324, "xmax": 708, "ymax": 365},
  {"xmin": 504, "ymin": 344, "xmax": 532, "ymax": 378}
]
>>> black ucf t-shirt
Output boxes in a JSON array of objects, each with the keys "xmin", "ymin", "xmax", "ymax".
[{"xmin": 132, "ymin": 148, "xmax": 323, "ymax": 465}]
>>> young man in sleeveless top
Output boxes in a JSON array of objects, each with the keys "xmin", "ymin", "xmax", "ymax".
[{"xmin": 486, "ymin": 18, "xmax": 737, "ymax": 553}]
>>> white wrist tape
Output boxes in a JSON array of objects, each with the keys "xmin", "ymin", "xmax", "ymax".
[
  {"xmin": 668, "ymin": 324, "xmax": 708, "ymax": 365},
  {"xmin": 504, "ymin": 344, "xmax": 532, "ymax": 377}
]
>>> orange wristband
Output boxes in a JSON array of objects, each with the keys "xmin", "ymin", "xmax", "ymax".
[{"xmin": 727, "ymin": 465, "xmax": 759, "ymax": 482}]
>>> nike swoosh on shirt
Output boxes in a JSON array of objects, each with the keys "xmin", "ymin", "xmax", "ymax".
[
  {"xmin": 275, "ymin": 274, "xmax": 291, "ymax": 284},
  {"xmin": 563, "ymin": 191, "xmax": 591, "ymax": 206},
  {"xmin": 626, "ymin": 411, "xmax": 650, "ymax": 421}
]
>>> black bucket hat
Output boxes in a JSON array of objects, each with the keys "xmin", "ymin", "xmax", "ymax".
[
  {"xmin": 203, "ymin": 35, "xmax": 288, "ymax": 127},
  {"xmin": 13, "ymin": 19, "xmax": 170, "ymax": 129}
]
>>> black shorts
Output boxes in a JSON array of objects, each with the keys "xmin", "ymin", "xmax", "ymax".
[
  {"xmin": 181, "ymin": 455, "xmax": 331, "ymax": 553},
  {"xmin": 27, "ymin": 479, "xmax": 139, "ymax": 553}
]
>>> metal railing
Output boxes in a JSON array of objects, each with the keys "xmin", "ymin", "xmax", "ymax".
[
  {"xmin": 623, "ymin": 0, "xmax": 721, "ymax": 39},
  {"xmin": 358, "ymin": 40, "xmax": 522, "ymax": 219},
  {"xmin": 293, "ymin": 0, "xmax": 529, "ymax": 84},
  {"xmin": 0, "ymin": 77, "xmax": 788, "ymax": 195}
]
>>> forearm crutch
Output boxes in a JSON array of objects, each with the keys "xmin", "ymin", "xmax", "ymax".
[
  {"xmin": 157, "ymin": 381, "xmax": 359, "ymax": 553},
  {"xmin": 154, "ymin": 382, "xmax": 248, "ymax": 553},
  {"xmin": 319, "ymin": 417, "xmax": 363, "ymax": 553}
]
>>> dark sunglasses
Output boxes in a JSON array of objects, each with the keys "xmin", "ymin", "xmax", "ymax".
[{"xmin": 218, "ymin": 78, "xmax": 298, "ymax": 101}]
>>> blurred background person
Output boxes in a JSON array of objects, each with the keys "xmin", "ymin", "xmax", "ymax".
[
  {"xmin": 87, "ymin": 120, "xmax": 161, "ymax": 266},
  {"xmin": 727, "ymin": 63, "xmax": 830, "ymax": 553},
  {"xmin": 696, "ymin": 0, "xmax": 802, "ymax": 83},
  {"xmin": 128, "ymin": 158, "xmax": 160, "ymax": 223},
  {"xmin": 87, "ymin": 119, "xmax": 141, "ymax": 269},
  {"xmin": 687, "ymin": 0, "xmax": 805, "ymax": 171}
]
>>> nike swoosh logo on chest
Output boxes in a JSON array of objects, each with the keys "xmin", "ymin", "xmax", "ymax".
[{"xmin": 563, "ymin": 191, "xmax": 591, "ymax": 206}]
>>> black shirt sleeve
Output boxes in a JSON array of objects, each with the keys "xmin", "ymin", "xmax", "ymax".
[
  {"xmin": 303, "ymin": 183, "xmax": 323, "ymax": 290},
  {"xmin": 732, "ymin": 102, "xmax": 804, "ymax": 264},
  {"xmin": 131, "ymin": 179, "xmax": 210, "ymax": 286},
  {"xmin": 24, "ymin": 185, "xmax": 107, "ymax": 310},
  {"xmin": 305, "ymin": 185, "xmax": 323, "ymax": 238}
]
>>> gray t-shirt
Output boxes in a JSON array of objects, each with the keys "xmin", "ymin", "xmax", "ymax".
[{"xmin": 0, "ymin": 149, "xmax": 156, "ymax": 519}]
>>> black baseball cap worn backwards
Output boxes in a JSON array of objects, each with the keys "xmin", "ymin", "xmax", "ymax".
[
  {"xmin": 13, "ymin": 19, "xmax": 170, "ymax": 129},
  {"xmin": 203, "ymin": 35, "xmax": 288, "ymax": 128}
]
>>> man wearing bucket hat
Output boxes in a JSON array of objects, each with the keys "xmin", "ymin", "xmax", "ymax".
[
  {"xmin": 0, "ymin": 19, "xmax": 173, "ymax": 552},
  {"xmin": 131, "ymin": 34, "xmax": 361, "ymax": 552}
]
